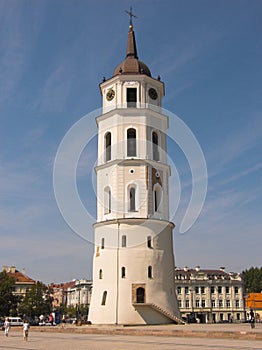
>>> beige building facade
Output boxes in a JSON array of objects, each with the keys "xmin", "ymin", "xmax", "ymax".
[{"xmin": 175, "ymin": 267, "xmax": 245, "ymax": 323}]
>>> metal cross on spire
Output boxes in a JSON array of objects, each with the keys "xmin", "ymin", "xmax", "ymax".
[{"xmin": 125, "ymin": 6, "xmax": 138, "ymax": 28}]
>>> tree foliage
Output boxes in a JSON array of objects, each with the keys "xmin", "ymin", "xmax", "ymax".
[
  {"xmin": 0, "ymin": 271, "xmax": 21, "ymax": 317},
  {"xmin": 242, "ymin": 267, "xmax": 262, "ymax": 293},
  {"xmin": 18, "ymin": 281, "xmax": 53, "ymax": 318}
]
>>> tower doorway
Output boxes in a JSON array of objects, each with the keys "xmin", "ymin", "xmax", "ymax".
[{"xmin": 136, "ymin": 287, "xmax": 145, "ymax": 303}]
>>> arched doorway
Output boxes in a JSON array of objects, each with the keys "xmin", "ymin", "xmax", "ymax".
[{"xmin": 136, "ymin": 287, "xmax": 145, "ymax": 303}]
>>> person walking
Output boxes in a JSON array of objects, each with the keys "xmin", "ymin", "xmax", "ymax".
[
  {"xmin": 250, "ymin": 308, "xmax": 255, "ymax": 329},
  {"xmin": 22, "ymin": 320, "xmax": 30, "ymax": 341},
  {"xmin": 4, "ymin": 318, "xmax": 10, "ymax": 337}
]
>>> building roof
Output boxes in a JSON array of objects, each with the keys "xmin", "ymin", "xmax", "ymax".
[
  {"xmin": 174, "ymin": 267, "xmax": 241, "ymax": 281},
  {"xmin": 113, "ymin": 24, "xmax": 151, "ymax": 77},
  {"xmin": 4, "ymin": 267, "xmax": 35, "ymax": 284}
]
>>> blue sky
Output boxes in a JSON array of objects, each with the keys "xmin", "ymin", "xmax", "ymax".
[{"xmin": 0, "ymin": 0, "xmax": 261, "ymax": 283}]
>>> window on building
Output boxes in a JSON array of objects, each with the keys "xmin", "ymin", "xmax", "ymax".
[
  {"xmin": 129, "ymin": 186, "xmax": 136, "ymax": 211},
  {"xmin": 122, "ymin": 235, "xmax": 127, "ymax": 247},
  {"xmin": 185, "ymin": 286, "xmax": 189, "ymax": 294},
  {"xmin": 219, "ymin": 300, "xmax": 223, "ymax": 307},
  {"xmin": 127, "ymin": 88, "xmax": 137, "ymax": 108},
  {"xmin": 148, "ymin": 266, "xmax": 153, "ymax": 278},
  {"xmin": 226, "ymin": 286, "xmax": 230, "ymax": 294},
  {"xmin": 105, "ymin": 132, "xmax": 111, "ymax": 162},
  {"xmin": 178, "ymin": 300, "xmax": 182, "ymax": 308},
  {"xmin": 211, "ymin": 286, "xmax": 215, "ymax": 294},
  {"xmin": 104, "ymin": 187, "xmax": 111, "ymax": 214},
  {"xmin": 177, "ymin": 286, "xmax": 181, "ymax": 294},
  {"xmin": 101, "ymin": 291, "xmax": 107, "ymax": 305},
  {"xmin": 220, "ymin": 313, "xmax": 223, "ymax": 322},
  {"xmin": 152, "ymin": 131, "xmax": 159, "ymax": 161},
  {"xmin": 154, "ymin": 185, "xmax": 162, "ymax": 212},
  {"xmin": 201, "ymin": 286, "xmax": 205, "ymax": 294},
  {"xmin": 236, "ymin": 313, "xmax": 240, "ymax": 321},
  {"xmin": 236, "ymin": 300, "xmax": 240, "ymax": 308},
  {"xmin": 218, "ymin": 286, "xmax": 222, "ymax": 294},
  {"xmin": 99, "ymin": 269, "xmax": 103, "ymax": 279},
  {"xmin": 195, "ymin": 300, "xmax": 200, "ymax": 308},
  {"xmin": 195, "ymin": 287, "xmax": 199, "ymax": 294},
  {"xmin": 121, "ymin": 267, "xmax": 126, "ymax": 278},
  {"xmin": 127, "ymin": 128, "xmax": 137, "ymax": 156},
  {"xmin": 147, "ymin": 236, "xmax": 152, "ymax": 248},
  {"xmin": 201, "ymin": 300, "xmax": 206, "ymax": 308},
  {"xmin": 235, "ymin": 286, "xmax": 239, "ymax": 294},
  {"xmin": 185, "ymin": 300, "xmax": 190, "ymax": 308},
  {"xmin": 101, "ymin": 238, "xmax": 105, "ymax": 249},
  {"xmin": 226, "ymin": 300, "xmax": 230, "ymax": 308},
  {"xmin": 212, "ymin": 299, "xmax": 216, "ymax": 307}
]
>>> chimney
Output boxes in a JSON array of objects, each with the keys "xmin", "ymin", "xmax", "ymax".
[
  {"xmin": 10, "ymin": 266, "xmax": 16, "ymax": 274},
  {"xmin": 195, "ymin": 266, "xmax": 200, "ymax": 272},
  {"xmin": 184, "ymin": 266, "xmax": 188, "ymax": 272},
  {"xmin": 219, "ymin": 267, "xmax": 225, "ymax": 271},
  {"xmin": 22, "ymin": 268, "xmax": 26, "ymax": 275}
]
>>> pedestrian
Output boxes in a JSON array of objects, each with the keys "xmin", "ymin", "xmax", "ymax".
[
  {"xmin": 4, "ymin": 317, "xmax": 10, "ymax": 337},
  {"xmin": 61, "ymin": 315, "xmax": 66, "ymax": 328},
  {"xmin": 22, "ymin": 320, "xmax": 30, "ymax": 341},
  {"xmin": 250, "ymin": 308, "xmax": 255, "ymax": 329}
]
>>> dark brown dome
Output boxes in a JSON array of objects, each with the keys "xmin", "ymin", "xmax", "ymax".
[
  {"xmin": 113, "ymin": 25, "xmax": 151, "ymax": 77},
  {"xmin": 113, "ymin": 58, "xmax": 151, "ymax": 77}
]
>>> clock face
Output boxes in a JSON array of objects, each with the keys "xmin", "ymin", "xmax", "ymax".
[
  {"xmin": 106, "ymin": 88, "xmax": 115, "ymax": 101},
  {"xmin": 148, "ymin": 88, "xmax": 158, "ymax": 100}
]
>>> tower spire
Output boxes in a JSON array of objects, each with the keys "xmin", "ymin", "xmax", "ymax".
[{"xmin": 125, "ymin": 6, "xmax": 138, "ymax": 59}]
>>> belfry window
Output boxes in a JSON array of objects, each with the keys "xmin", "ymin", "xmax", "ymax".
[
  {"xmin": 147, "ymin": 236, "xmax": 152, "ymax": 248},
  {"xmin": 127, "ymin": 88, "xmax": 137, "ymax": 107},
  {"xmin": 104, "ymin": 187, "xmax": 111, "ymax": 214},
  {"xmin": 153, "ymin": 185, "xmax": 162, "ymax": 212},
  {"xmin": 101, "ymin": 291, "xmax": 107, "ymax": 305},
  {"xmin": 122, "ymin": 235, "xmax": 127, "ymax": 247},
  {"xmin": 129, "ymin": 187, "xmax": 136, "ymax": 211},
  {"xmin": 101, "ymin": 238, "xmax": 105, "ymax": 249},
  {"xmin": 148, "ymin": 266, "xmax": 153, "ymax": 278},
  {"xmin": 121, "ymin": 267, "xmax": 126, "ymax": 278},
  {"xmin": 152, "ymin": 132, "xmax": 159, "ymax": 161},
  {"xmin": 127, "ymin": 128, "xmax": 136, "ymax": 157},
  {"xmin": 99, "ymin": 269, "xmax": 103, "ymax": 279},
  {"xmin": 105, "ymin": 132, "xmax": 111, "ymax": 162}
]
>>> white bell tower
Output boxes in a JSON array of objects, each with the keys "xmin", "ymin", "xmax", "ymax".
[{"xmin": 88, "ymin": 11, "xmax": 182, "ymax": 325}]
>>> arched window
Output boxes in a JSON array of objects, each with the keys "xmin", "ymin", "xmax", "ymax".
[
  {"xmin": 127, "ymin": 128, "xmax": 136, "ymax": 157},
  {"xmin": 147, "ymin": 236, "xmax": 152, "ymax": 248},
  {"xmin": 122, "ymin": 235, "xmax": 127, "ymax": 247},
  {"xmin": 152, "ymin": 131, "xmax": 159, "ymax": 161},
  {"xmin": 136, "ymin": 287, "xmax": 145, "ymax": 303},
  {"xmin": 101, "ymin": 291, "xmax": 107, "ymax": 305},
  {"xmin": 148, "ymin": 266, "xmax": 153, "ymax": 278},
  {"xmin": 99, "ymin": 269, "xmax": 103, "ymax": 279},
  {"xmin": 101, "ymin": 238, "xmax": 105, "ymax": 249},
  {"xmin": 129, "ymin": 186, "xmax": 136, "ymax": 211},
  {"xmin": 121, "ymin": 267, "xmax": 126, "ymax": 278},
  {"xmin": 154, "ymin": 185, "xmax": 162, "ymax": 212},
  {"xmin": 104, "ymin": 187, "xmax": 111, "ymax": 214},
  {"xmin": 105, "ymin": 132, "xmax": 111, "ymax": 162}
]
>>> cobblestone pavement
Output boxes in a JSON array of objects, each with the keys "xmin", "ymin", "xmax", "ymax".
[{"xmin": 1, "ymin": 325, "xmax": 262, "ymax": 350}]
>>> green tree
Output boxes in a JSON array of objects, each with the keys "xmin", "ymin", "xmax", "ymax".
[
  {"xmin": 18, "ymin": 281, "xmax": 53, "ymax": 319},
  {"xmin": 0, "ymin": 271, "xmax": 20, "ymax": 317},
  {"xmin": 242, "ymin": 267, "xmax": 262, "ymax": 293}
]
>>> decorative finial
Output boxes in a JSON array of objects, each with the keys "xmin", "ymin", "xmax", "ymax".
[{"xmin": 125, "ymin": 6, "xmax": 137, "ymax": 29}]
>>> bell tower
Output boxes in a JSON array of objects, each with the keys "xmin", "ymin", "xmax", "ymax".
[{"xmin": 88, "ymin": 11, "xmax": 182, "ymax": 325}]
